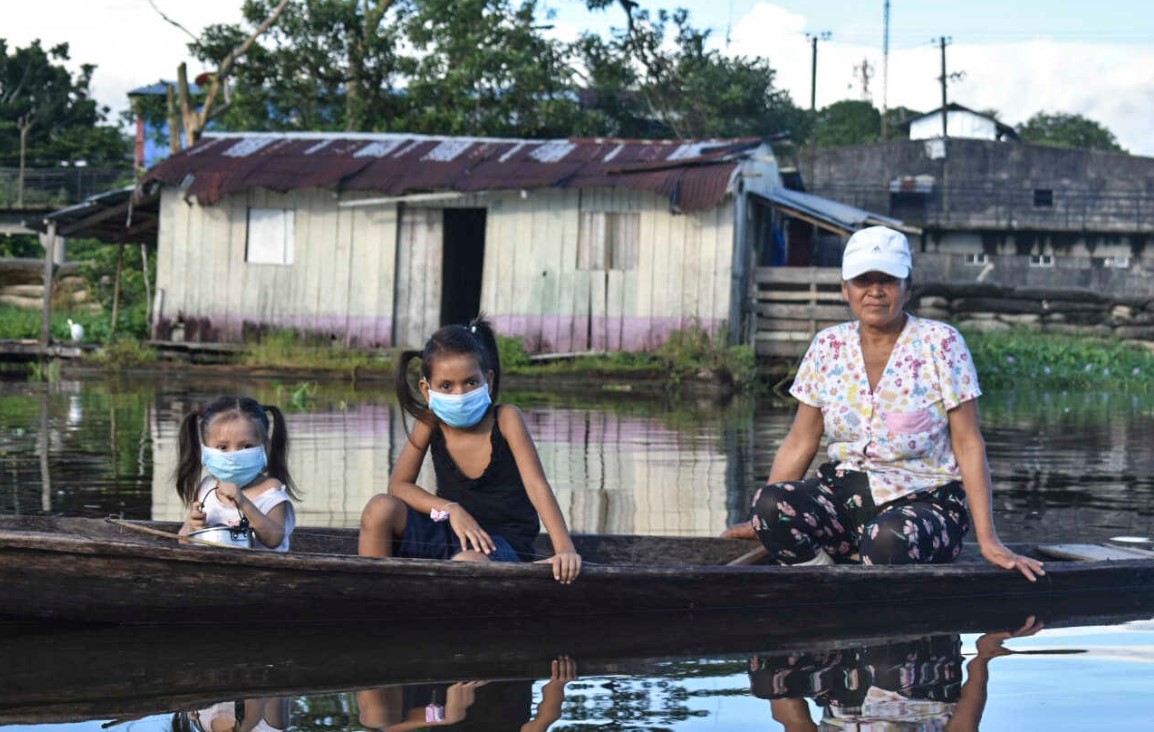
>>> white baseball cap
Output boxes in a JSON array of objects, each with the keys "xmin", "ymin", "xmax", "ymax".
[{"xmin": 841, "ymin": 226, "xmax": 912, "ymax": 281}]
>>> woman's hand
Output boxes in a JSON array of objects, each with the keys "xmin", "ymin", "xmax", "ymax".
[
  {"xmin": 447, "ymin": 505, "xmax": 495, "ymax": 554},
  {"xmin": 721, "ymin": 521, "xmax": 757, "ymax": 540},
  {"xmin": 549, "ymin": 655, "xmax": 577, "ymax": 683},
  {"xmin": 980, "ymin": 536, "xmax": 1045, "ymax": 582},
  {"xmin": 537, "ymin": 550, "xmax": 582, "ymax": 583},
  {"xmin": 975, "ymin": 614, "xmax": 1045, "ymax": 659}
]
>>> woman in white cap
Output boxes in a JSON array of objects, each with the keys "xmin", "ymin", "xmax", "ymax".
[{"xmin": 726, "ymin": 226, "xmax": 1044, "ymax": 580}]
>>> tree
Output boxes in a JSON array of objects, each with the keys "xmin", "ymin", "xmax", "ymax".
[
  {"xmin": 401, "ymin": 0, "xmax": 593, "ymax": 137},
  {"xmin": 0, "ymin": 39, "xmax": 127, "ymax": 168},
  {"xmin": 1016, "ymin": 112, "xmax": 1125, "ymax": 153},
  {"xmin": 193, "ymin": 0, "xmax": 407, "ymax": 133},
  {"xmin": 576, "ymin": 6, "xmax": 809, "ymax": 142},
  {"xmin": 881, "ymin": 106, "xmax": 921, "ymax": 141},
  {"xmin": 149, "ymin": 0, "xmax": 292, "ymax": 148},
  {"xmin": 816, "ymin": 100, "xmax": 880, "ymax": 148}
]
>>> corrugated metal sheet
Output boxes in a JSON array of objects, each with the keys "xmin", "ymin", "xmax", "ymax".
[
  {"xmin": 757, "ymin": 188, "xmax": 913, "ymax": 234},
  {"xmin": 140, "ymin": 133, "xmax": 763, "ymax": 213},
  {"xmin": 29, "ymin": 186, "xmax": 159, "ymax": 244}
]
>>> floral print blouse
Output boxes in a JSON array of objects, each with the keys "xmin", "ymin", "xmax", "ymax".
[{"xmin": 789, "ymin": 314, "xmax": 982, "ymax": 505}]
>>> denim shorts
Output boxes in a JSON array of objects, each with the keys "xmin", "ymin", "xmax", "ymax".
[{"xmin": 395, "ymin": 506, "xmax": 524, "ymax": 563}]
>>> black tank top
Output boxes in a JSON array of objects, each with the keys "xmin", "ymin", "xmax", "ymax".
[{"xmin": 429, "ymin": 405, "xmax": 540, "ymax": 559}]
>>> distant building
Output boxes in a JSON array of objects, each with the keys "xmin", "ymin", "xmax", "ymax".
[
  {"xmin": 905, "ymin": 103, "xmax": 1021, "ymax": 143},
  {"xmin": 810, "ymin": 138, "xmax": 1154, "ymax": 264},
  {"xmin": 126, "ymin": 81, "xmax": 204, "ymax": 170}
]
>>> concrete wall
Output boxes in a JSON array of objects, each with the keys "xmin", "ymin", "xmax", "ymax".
[
  {"xmin": 810, "ymin": 140, "xmax": 1154, "ymax": 258},
  {"xmin": 915, "ymin": 252, "xmax": 1154, "ymax": 298}
]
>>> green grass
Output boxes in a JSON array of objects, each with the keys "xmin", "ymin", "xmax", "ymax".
[
  {"xmin": 964, "ymin": 329, "xmax": 1154, "ymax": 390},
  {"xmin": 499, "ymin": 323, "xmax": 758, "ymax": 392},
  {"xmin": 240, "ymin": 329, "xmax": 394, "ymax": 376},
  {"xmin": 0, "ymin": 303, "xmax": 149, "ymax": 342}
]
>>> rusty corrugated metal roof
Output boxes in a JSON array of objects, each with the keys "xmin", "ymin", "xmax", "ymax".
[{"xmin": 140, "ymin": 133, "xmax": 765, "ymax": 213}]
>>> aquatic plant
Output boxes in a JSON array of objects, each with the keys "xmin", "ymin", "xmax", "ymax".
[{"xmin": 965, "ymin": 329, "xmax": 1154, "ymax": 390}]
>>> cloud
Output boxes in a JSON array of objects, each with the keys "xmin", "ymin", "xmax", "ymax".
[
  {"xmin": 4, "ymin": 0, "xmax": 244, "ymax": 119},
  {"xmin": 727, "ymin": 2, "xmax": 1154, "ymax": 155}
]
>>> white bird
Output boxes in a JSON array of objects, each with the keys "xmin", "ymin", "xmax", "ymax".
[{"xmin": 67, "ymin": 318, "xmax": 84, "ymax": 343}]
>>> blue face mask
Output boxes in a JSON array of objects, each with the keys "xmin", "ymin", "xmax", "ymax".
[
  {"xmin": 427, "ymin": 385, "xmax": 492, "ymax": 428},
  {"xmin": 201, "ymin": 445, "xmax": 268, "ymax": 486}
]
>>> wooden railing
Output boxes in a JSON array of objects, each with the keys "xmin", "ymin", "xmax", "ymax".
[{"xmin": 750, "ymin": 267, "xmax": 847, "ymax": 357}]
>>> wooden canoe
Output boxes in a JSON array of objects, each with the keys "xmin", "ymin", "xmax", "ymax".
[{"xmin": 1, "ymin": 515, "xmax": 1153, "ymax": 625}]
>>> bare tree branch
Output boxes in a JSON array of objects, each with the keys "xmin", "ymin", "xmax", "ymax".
[
  {"xmin": 175, "ymin": 0, "xmax": 293, "ymax": 145},
  {"xmin": 146, "ymin": 0, "xmax": 200, "ymax": 43}
]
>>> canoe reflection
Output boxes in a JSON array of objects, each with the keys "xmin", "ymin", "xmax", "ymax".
[{"xmin": 750, "ymin": 617, "xmax": 1044, "ymax": 731}]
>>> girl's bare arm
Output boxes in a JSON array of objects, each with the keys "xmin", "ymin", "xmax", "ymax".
[{"xmin": 501, "ymin": 406, "xmax": 581, "ymax": 582}]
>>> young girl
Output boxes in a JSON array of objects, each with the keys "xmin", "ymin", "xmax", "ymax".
[
  {"xmin": 176, "ymin": 396, "xmax": 298, "ymax": 552},
  {"xmin": 358, "ymin": 317, "xmax": 582, "ymax": 583}
]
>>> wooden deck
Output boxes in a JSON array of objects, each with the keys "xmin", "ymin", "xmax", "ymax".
[{"xmin": 0, "ymin": 340, "xmax": 95, "ymax": 362}]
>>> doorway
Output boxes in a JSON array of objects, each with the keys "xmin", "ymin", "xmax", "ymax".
[{"xmin": 440, "ymin": 208, "xmax": 487, "ymax": 326}]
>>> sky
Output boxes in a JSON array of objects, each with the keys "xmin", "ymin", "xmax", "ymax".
[{"xmin": 4, "ymin": 0, "xmax": 1153, "ymax": 154}]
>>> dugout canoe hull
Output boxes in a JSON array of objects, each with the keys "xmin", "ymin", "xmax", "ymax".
[{"xmin": 1, "ymin": 516, "xmax": 1153, "ymax": 625}]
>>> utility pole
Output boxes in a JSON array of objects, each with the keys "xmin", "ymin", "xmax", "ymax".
[
  {"xmin": 934, "ymin": 36, "xmax": 954, "ymax": 221},
  {"xmin": 881, "ymin": 0, "xmax": 891, "ymax": 139},
  {"xmin": 807, "ymin": 31, "xmax": 831, "ymax": 187},
  {"xmin": 936, "ymin": 36, "xmax": 952, "ymax": 138}
]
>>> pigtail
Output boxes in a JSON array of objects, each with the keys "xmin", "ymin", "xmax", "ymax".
[
  {"xmin": 174, "ymin": 409, "xmax": 205, "ymax": 506},
  {"xmin": 262, "ymin": 405, "xmax": 299, "ymax": 499},
  {"xmin": 468, "ymin": 314, "xmax": 502, "ymax": 401},
  {"xmin": 395, "ymin": 349, "xmax": 432, "ymax": 422}
]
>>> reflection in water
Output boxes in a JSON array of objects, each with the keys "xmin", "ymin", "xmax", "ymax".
[
  {"xmin": 3, "ymin": 377, "xmax": 1154, "ymax": 541},
  {"xmin": 356, "ymin": 658, "xmax": 573, "ymax": 732},
  {"xmin": 2, "ymin": 610, "xmax": 1154, "ymax": 731},
  {"xmin": 177, "ymin": 698, "xmax": 291, "ymax": 732},
  {"xmin": 750, "ymin": 620, "xmax": 1047, "ymax": 731}
]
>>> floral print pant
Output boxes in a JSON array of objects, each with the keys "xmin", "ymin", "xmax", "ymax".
[
  {"xmin": 750, "ymin": 463, "xmax": 970, "ymax": 565},
  {"xmin": 748, "ymin": 634, "xmax": 964, "ymax": 706}
]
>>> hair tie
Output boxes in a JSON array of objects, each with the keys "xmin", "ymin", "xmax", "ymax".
[{"xmin": 470, "ymin": 325, "xmax": 477, "ymax": 334}]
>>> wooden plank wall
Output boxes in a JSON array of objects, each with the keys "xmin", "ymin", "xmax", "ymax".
[
  {"xmin": 155, "ymin": 189, "xmax": 398, "ymax": 346},
  {"xmin": 480, "ymin": 189, "xmax": 736, "ymax": 352},
  {"xmin": 155, "ymin": 185, "xmax": 736, "ymax": 352},
  {"xmin": 751, "ymin": 267, "xmax": 848, "ymax": 357},
  {"xmin": 393, "ymin": 207, "xmax": 443, "ymax": 349}
]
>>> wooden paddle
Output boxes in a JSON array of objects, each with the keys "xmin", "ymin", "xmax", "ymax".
[{"xmin": 727, "ymin": 545, "xmax": 770, "ymax": 566}]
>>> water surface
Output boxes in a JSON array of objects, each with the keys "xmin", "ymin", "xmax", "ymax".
[{"xmin": 3, "ymin": 373, "xmax": 1154, "ymax": 730}]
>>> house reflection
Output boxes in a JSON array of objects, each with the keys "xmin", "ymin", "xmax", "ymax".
[{"xmin": 150, "ymin": 399, "xmax": 747, "ymax": 535}]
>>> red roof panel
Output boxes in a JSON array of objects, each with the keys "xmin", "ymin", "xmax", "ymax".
[{"xmin": 142, "ymin": 134, "xmax": 763, "ymax": 212}]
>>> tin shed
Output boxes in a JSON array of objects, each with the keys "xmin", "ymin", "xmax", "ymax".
[{"xmin": 140, "ymin": 132, "xmax": 795, "ymax": 351}]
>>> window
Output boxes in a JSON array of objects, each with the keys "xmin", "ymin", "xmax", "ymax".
[
  {"xmin": 1029, "ymin": 254, "xmax": 1054, "ymax": 268},
  {"xmin": 964, "ymin": 253, "xmax": 989, "ymax": 266},
  {"xmin": 246, "ymin": 208, "xmax": 295, "ymax": 265},
  {"xmin": 1033, "ymin": 189, "xmax": 1053, "ymax": 207},
  {"xmin": 577, "ymin": 212, "xmax": 639, "ymax": 271}
]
